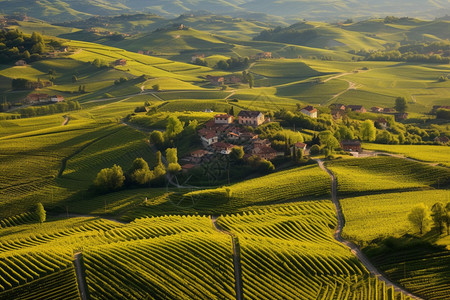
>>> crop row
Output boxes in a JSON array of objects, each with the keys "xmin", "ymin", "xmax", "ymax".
[
  {"xmin": 0, "ymin": 268, "xmax": 79, "ymax": 300},
  {"xmin": 83, "ymin": 232, "xmax": 235, "ymax": 299},
  {"xmin": 0, "ymin": 212, "xmax": 36, "ymax": 229},
  {"xmin": 326, "ymin": 157, "xmax": 450, "ymax": 195}
]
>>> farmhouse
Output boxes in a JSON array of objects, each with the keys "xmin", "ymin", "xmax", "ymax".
[
  {"xmin": 224, "ymin": 75, "xmax": 243, "ymax": 84},
  {"xmin": 15, "ymin": 60, "xmax": 27, "ymax": 66},
  {"xmin": 375, "ymin": 118, "xmax": 388, "ymax": 129},
  {"xmin": 394, "ymin": 113, "xmax": 408, "ymax": 121},
  {"xmin": 383, "ymin": 108, "xmax": 395, "ymax": 113},
  {"xmin": 26, "ymin": 93, "xmax": 49, "ymax": 104},
  {"xmin": 256, "ymin": 52, "xmax": 272, "ymax": 59},
  {"xmin": 251, "ymin": 145, "xmax": 277, "ymax": 160},
  {"xmin": 347, "ymin": 105, "xmax": 367, "ymax": 113},
  {"xmin": 434, "ymin": 136, "xmax": 450, "ymax": 144},
  {"xmin": 114, "ymin": 59, "xmax": 127, "ymax": 66},
  {"xmin": 238, "ymin": 110, "xmax": 264, "ymax": 127},
  {"xmin": 212, "ymin": 142, "xmax": 234, "ymax": 155},
  {"xmin": 371, "ymin": 106, "xmax": 383, "ymax": 113},
  {"xmin": 301, "ymin": 106, "xmax": 318, "ymax": 118},
  {"xmin": 332, "ymin": 103, "xmax": 346, "ymax": 111},
  {"xmin": 50, "ymin": 95, "xmax": 64, "ymax": 103},
  {"xmin": 214, "ymin": 114, "xmax": 234, "ymax": 125},
  {"xmin": 206, "ymin": 75, "xmax": 224, "ymax": 86},
  {"xmin": 340, "ymin": 140, "xmax": 362, "ymax": 152},
  {"xmin": 294, "ymin": 142, "xmax": 307, "ymax": 151},
  {"xmin": 191, "ymin": 54, "xmax": 205, "ymax": 62}
]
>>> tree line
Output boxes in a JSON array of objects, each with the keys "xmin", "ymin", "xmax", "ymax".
[{"xmin": 18, "ymin": 100, "xmax": 81, "ymax": 118}]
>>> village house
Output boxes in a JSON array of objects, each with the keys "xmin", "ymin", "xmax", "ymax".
[
  {"xmin": 256, "ymin": 52, "xmax": 272, "ymax": 59},
  {"xmin": 114, "ymin": 59, "xmax": 127, "ymax": 66},
  {"xmin": 383, "ymin": 108, "xmax": 395, "ymax": 113},
  {"xmin": 191, "ymin": 54, "xmax": 205, "ymax": 63},
  {"xmin": 331, "ymin": 110, "xmax": 344, "ymax": 120},
  {"xmin": 434, "ymin": 136, "xmax": 450, "ymax": 144},
  {"xmin": 347, "ymin": 105, "xmax": 367, "ymax": 113},
  {"xmin": 50, "ymin": 95, "xmax": 64, "ymax": 103},
  {"xmin": 340, "ymin": 140, "xmax": 362, "ymax": 153},
  {"xmin": 26, "ymin": 93, "xmax": 49, "ymax": 104},
  {"xmin": 15, "ymin": 60, "xmax": 27, "ymax": 66},
  {"xmin": 253, "ymin": 139, "xmax": 271, "ymax": 148},
  {"xmin": 371, "ymin": 106, "xmax": 383, "ymax": 113},
  {"xmin": 375, "ymin": 118, "xmax": 388, "ymax": 130},
  {"xmin": 394, "ymin": 113, "xmax": 408, "ymax": 121},
  {"xmin": 238, "ymin": 110, "xmax": 265, "ymax": 127},
  {"xmin": 214, "ymin": 114, "xmax": 234, "ymax": 125},
  {"xmin": 212, "ymin": 142, "xmax": 234, "ymax": 155},
  {"xmin": 332, "ymin": 103, "xmax": 346, "ymax": 111},
  {"xmin": 301, "ymin": 106, "xmax": 318, "ymax": 118},
  {"xmin": 199, "ymin": 129, "xmax": 218, "ymax": 146},
  {"xmin": 206, "ymin": 75, "xmax": 224, "ymax": 86},
  {"xmin": 226, "ymin": 131, "xmax": 241, "ymax": 141},
  {"xmin": 293, "ymin": 142, "xmax": 307, "ymax": 152},
  {"xmin": 251, "ymin": 145, "xmax": 277, "ymax": 160}
]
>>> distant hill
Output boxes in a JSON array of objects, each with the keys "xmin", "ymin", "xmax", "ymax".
[{"xmin": 0, "ymin": 0, "xmax": 448, "ymax": 23}]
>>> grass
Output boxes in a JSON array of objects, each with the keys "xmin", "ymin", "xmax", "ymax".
[
  {"xmin": 341, "ymin": 190, "xmax": 450, "ymax": 244},
  {"xmin": 326, "ymin": 156, "xmax": 450, "ymax": 196},
  {"xmin": 363, "ymin": 143, "xmax": 450, "ymax": 167}
]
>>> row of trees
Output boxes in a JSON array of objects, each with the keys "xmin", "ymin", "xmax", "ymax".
[
  {"xmin": 93, "ymin": 149, "xmax": 182, "ymax": 193},
  {"xmin": 408, "ymin": 202, "xmax": 450, "ymax": 235},
  {"xmin": 18, "ymin": 101, "xmax": 81, "ymax": 118}
]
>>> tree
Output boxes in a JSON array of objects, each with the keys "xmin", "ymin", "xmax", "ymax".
[
  {"xmin": 94, "ymin": 164, "xmax": 125, "ymax": 192},
  {"xmin": 71, "ymin": 75, "xmax": 78, "ymax": 83},
  {"xmin": 431, "ymin": 202, "xmax": 446, "ymax": 235},
  {"xmin": 166, "ymin": 116, "xmax": 184, "ymax": 139},
  {"xmin": 335, "ymin": 125, "xmax": 354, "ymax": 141},
  {"xmin": 165, "ymin": 148, "xmax": 178, "ymax": 165},
  {"xmin": 152, "ymin": 84, "xmax": 160, "ymax": 92},
  {"xmin": 229, "ymin": 106, "xmax": 235, "ymax": 116},
  {"xmin": 167, "ymin": 163, "xmax": 182, "ymax": 173},
  {"xmin": 150, "ymin": 130, "xmax": 164, "ymax": 147},
  {"xmin": 319, "ymin": 131, "xmax": 340, "ymax": 153},
  {"xmin": 230, "ymin": 146, "xmax": 244, "ymax": 161},
  {"xmin": 129, "ymin": 158, "xmax": 153, "ymax": 185},
  {"xmin": 394, "ymin": 97, "xmax": 407, "ymax": 113},
  {"xmin": 153, "ymin": 151, "xmax": 166, "ymax": 179},
  {"xmin": 310, "ymin": 144, "xmax": 320, "ymax": 155},
  {"xmin": 35, "ymin": 202, "xmax": 46, "ymax": 224},
  {"xmin": 360, "ymin": 120, "xmax": 376, "ymax": 141},
  {"xmin": 445, "ymin": 202, "xmax": 450, "ymax": 235},
  {"xmin": 408, "ymin": 203, "xmax": 432, "ymax": 234}
]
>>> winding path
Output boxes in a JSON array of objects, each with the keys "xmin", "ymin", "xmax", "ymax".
[
  {"xmin": 73, "ymin": 252, "xmax": 89, "ymax": 300},
  {"xmin": 315, "ymin": 159, "xmax": 423, "ymax": 300},
  {"xmin": 211, "ymin": 216, "xmax": 243, "ymax": 300}
]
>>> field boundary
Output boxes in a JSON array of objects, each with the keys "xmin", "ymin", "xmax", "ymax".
[{"xmin": 316, "ymin": 159, "xmax": 423, "ymax": 300}]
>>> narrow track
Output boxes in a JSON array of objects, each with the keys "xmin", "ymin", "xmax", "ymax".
[
  {"xmin": 73, "ymin": 252, "xmax": 89, "ymax": 300},
  {"xmin": 315, "ymin": 159, "xmax": 423, "ymax": 300},
  {"xmin": 211, "ymin": 216, "xmax": 243, "ymax": 300}
]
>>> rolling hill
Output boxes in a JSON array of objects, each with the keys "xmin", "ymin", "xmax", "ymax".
[{"xmin": 0, "ymin": 0, "xmax": 448, "ymax": 23}]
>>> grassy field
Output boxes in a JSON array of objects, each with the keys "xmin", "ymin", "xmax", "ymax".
[
  {"xmin": 363, "ymin": 143, "xmax": 450, "ymax": 167},
  {"xmin": 326, "ymin": 157, "xmax": 450, "ymax": 196},
  {"xmin": 341, "ymin": 189, "xmax": 450, "ymax": 243}
]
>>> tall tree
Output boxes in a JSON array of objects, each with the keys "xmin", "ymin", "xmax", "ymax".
[
  {"xmin": 360, "ymin": 120, "xmax": 376, "ymax": 141},
  {"xmin": 408, "ymin": 203, "xmax": 432, "ymax": 234},
  {"xmin": 166, "ymin": 116, "xmax": 184, "ymax": 139},
  {"xmin": 445, "ymin": 202, "xmax": 450, "ymax": 235},
  {"xmin": 431, "ymin": 202, "xmax": 446, "ymax": 235},
  {"xmin": 35, "ymin": 202, "xmax": 46, "ymax": 224},
  {"xmin": 94, "ymin": 164, "xmax": 125, "ymax": 192},
  {"xmin": 394, "ymin": 96, "xmax": 408, "ymax": 113}
]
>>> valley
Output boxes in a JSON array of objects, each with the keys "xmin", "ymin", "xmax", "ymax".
[{"xmin": 0, "ymin": 5, "xmax": 449, "ymax": 300}]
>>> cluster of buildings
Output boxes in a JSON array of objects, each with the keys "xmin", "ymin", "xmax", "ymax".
[
  {"xmin": 331, "ymin": 103, "xmax": 408, "ymax": 121},
  {"xmin": 25, "ymin": 94, "xmax": 64, "ymax": 105},
  {"xmin": 181, "ymin": 110, "xmax": 281, "ymax": 171}
]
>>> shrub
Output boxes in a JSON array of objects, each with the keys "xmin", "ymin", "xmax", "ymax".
[{"xmin": 94, "ymin": 164, "xmax": 125, "ymax": 192}]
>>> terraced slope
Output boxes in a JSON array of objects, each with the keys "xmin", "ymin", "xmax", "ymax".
[{"xmin": 217, "ymin": 202, "xmax": 413, "ymax": 299}]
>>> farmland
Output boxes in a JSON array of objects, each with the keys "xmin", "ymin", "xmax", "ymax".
[{"xmin": 0, "ymin": 7, "xmax": 449, "ymax": 300}]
